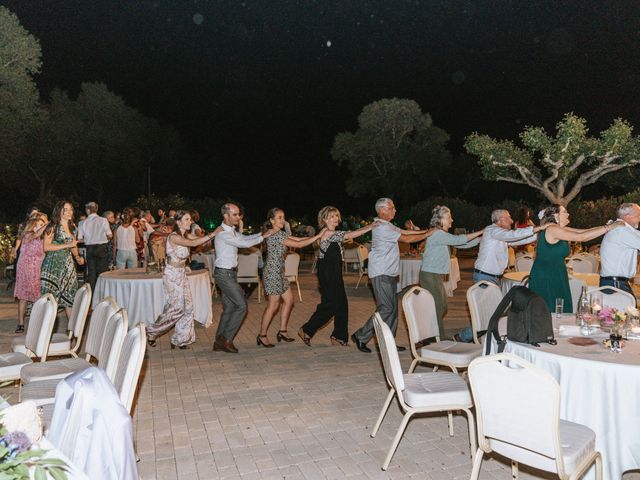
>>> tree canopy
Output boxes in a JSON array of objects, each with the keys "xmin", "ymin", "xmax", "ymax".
[
  {"xmin": 465, "ymin": 113, "xmax": 640, "ymax": 205},
  {"xmin": 331, "ymin": 98, "xmax": 451, "ymax": 206}
]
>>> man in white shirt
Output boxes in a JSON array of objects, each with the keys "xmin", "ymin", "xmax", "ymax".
[
  {"xmin": 78, "ymin": 202, "xmax": 113, "ymax": 291},
  {"xmin": 473, "ymin": 209, "xmax": 545, "ymax": 285},
  {"xmin": 351, "ymin": 198, "xmax": 433, "ymax": 353},
  {"xmin": 213, "ymin": 203, "xmax": 275, "ymax": 353},
  {"xmin": 599, "ymin": 202, "xmax": 640, "ymax": 295}
]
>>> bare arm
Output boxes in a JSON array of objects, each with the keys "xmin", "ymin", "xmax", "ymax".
[
  {"xmin": 545, "ymin": 221, "xmax": 623, "ymax": 243},
  {"xmin": 284, "ymin": 229, "xmax": 326, "ymax": 248},
  {"xmin": 466, "ymin": 229, "xmax": 484, "ymax": 241},
  {"xmin": 344, "ymin": 222, "xmax": 376, "ymax": 241},
  {"xmin": 399, "ymin": 228, "xmax": 435, "ymax": 243},
  {"xmin": 169, "ymin": 227, "xmax": 223, "ymax": 248}
]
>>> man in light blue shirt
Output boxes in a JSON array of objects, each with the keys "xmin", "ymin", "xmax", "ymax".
[
  {"xmin": 600, "ymin": 203, "xmax": 640, "ymax": 295},
  {"xmin": 351, "ymin": 198, "xmax": 433, "ymax": 353}
]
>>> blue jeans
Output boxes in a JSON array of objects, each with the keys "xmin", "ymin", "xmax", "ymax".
[
  {"xmin": 116, "ymin": 250, "xmax": 137, "ymax": 269},
  {"xmin": 599, "ymin": 277, "xmax": 633, "ymax": 295}
]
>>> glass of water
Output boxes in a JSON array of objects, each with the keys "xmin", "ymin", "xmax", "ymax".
[{"xmin": 555, "ymin": 298, "xmax": 564, "ymax": 319}]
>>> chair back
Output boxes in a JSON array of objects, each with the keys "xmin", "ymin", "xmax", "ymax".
[
  {"xmin": 25, "ymin": 294, "xmax": 58, "ymax": 360},
  {"xmin": 587, "ymin": 244, "xmax": 600, "ymax": 255},
  {"xmin": 372, "ymin": 313, "xmax": 405, "ymax": 395},
  {"xmin": 284, "ymin": 253, "xmax": 300, "ymax": 279},
  {"xmin": 566, "ymin": 256, "xmax": 594, "ymax": 274},
  {"xmin": 469, "ymin": 354, "xmax": 561, "ymax": 462},
  {"xmin": 237, "ymin": 252, "xmax": 259, "ymax": 282},
  {"xmin": 97, "ymin": 309, "xmax": 128, "ymax": 381},
  {"xmin": 357, "ymin": 244, "xmax": 368, "ymax": 263},
  {"xmin": 402, "ymin": 287, "xmax": 440, "ymax": 344},
  {"xmin": 577, "ymin": 252, "xmax": 599, "ymax": 272},
  {"xmin": 112, "ymin": 324, "xmax": 146, "ymax": 413},
  {"xmin": 84, "ymin": 297, "xmax": 119, "ymax": 361},
  {"xmin": 587, "ymin": 286, "xmax": 636, "ymax": 310},
  {"xmin": 568, "ymin": 277, "xmax": 587, "ymax": 311},
  {"xmin": 466, "ymin": 281, "xmax": 503, "ymax": 343},
  {"xmin": 515, "ymin": 254, "xmax": 534, "ymax": 272},
  {"xmin": 507, "ymin": 247, "xmax": 516, "ymax": 270},
  {"xmin": 68, "ymin": 283, "xmax": 92, "ymax": 341}
]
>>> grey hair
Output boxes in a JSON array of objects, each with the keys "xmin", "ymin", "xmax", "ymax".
[
  {"xmin": 85, "ymin": 201, "xmax": 98, "ymax": 213},
  {"xmin": 221, "ymin": 203, "xmax": 237, "ymax": 216},
  {"xmin": 375, "ymin": 197, "xmax": 393, "ymax": 214},
  {"xmin": 617, "ymin": 203, "xmax": 637, "ymax": 219},
  {"xmin": 102, "ymin": 210, "xmax": 114, "ymax": 218},
  {"xmin": 491, "ymin": 209, "xmax": 508, "ymax": 224},
  {"xmin": 429, "ymin": 205, "xmax": 451, "ymax": 228}
]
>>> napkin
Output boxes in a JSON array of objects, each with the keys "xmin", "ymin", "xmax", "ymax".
[{"xmin": 558, "ymin": 325, "xmax": 581, "ymax": 336}]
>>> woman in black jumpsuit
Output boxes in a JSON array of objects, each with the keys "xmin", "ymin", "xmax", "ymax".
[{"xmin": 299, "ymin": 206, "xmax": 376, "ymax": 346}]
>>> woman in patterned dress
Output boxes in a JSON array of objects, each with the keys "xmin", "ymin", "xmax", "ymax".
[
  {"xmin": 13, "ymin": 212, "xmax": 48, "ymax": 333},
  {"xmin": 256, "ymin": 208, "xmax": 325, "ymax": 348},
  {"xmin": 146, "ymin": 211, "xmax": 222, "ymax": 349},
  {"xmin": 41, "ymin": 201, "xmax": 84, "ymax": 321},
  {"xmin": 298, "ymin": 206, "xmax": 377, "ymax": 346}
]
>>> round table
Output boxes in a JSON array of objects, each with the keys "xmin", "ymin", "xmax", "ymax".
[
  {"xmin": 397, "ymin": 256, "xmax": 460, "ymax": 295},
  {"xmin": 93, "ymin": 268, "xmax": 213, "ymax": 327},
  {"xmin": 505, "ymin": 317, "xmax": 640, "ymax": 479}
]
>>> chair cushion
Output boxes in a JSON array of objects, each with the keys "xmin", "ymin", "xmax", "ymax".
[
  {"xmin": 420, "ymin": 340, "xmax": 482, "ymax": 366},
  {"xmin": 488, "ymin": 420, "xmax": 596, "ymax": 475},
  {"xmin": 20, "ymin": 358, "xmax": 92, "ymax": 385},
  {"xmin": 20, "ymin": 378, "xmax": 60, "ymax": 403},
  {"xmin": 0, "ymin": 353, "xmax": 33, "ymax": 382},
  {"xmin": 402, "ymin": 371, "xmax": 472, "ymax": 408},
  {"xmin": 12, "ymin": 333, "xmax": 71, "ymax": 356}
]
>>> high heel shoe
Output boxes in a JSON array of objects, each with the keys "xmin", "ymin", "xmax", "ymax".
[
  {"xmin": 170, "ymin": 343, "xmax": 189, "ymax": 350},
  {"xmin": 256, "ymin": 334, "xmax": 275, "ymax": 348},
  {"xmin": 147, "ymin": 337, "xmax": 156, "ymax": 347},
  {"xmin": 330, "ymin": 336, "xmax": 348, "ymax": 346},
  {"xmin": 298, "ymin": 328, "xmax": 311, "ymax": 346},
  {"xmin": 276, "ymin": 330, "xmax": 295, "ymax": 342}
]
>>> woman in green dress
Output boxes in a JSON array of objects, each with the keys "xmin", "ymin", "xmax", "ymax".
[
  {"xmin": 41, "ymin": 201, "xmax": 84, "ymax": 320},
  {"xmin": 529, "ymin": 205, "xmax": 623, "ymax": 313}
]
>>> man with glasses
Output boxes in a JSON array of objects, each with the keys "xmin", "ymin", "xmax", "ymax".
[{"xmin": 351, "ymin": 198, "xmax": 433, "ymax": 353}]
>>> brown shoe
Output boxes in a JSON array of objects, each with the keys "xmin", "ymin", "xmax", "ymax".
[{"xmin": 213, "ymin": 335, "xmax": 238, "ymax": 353}]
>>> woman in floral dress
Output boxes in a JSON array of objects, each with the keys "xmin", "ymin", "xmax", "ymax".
[
  {"xmin": 298, "ymin": 207, "xmax": 377, "ymax": 346},
  {"xmin": 146, "ymin": 211, "xmax": 222, "ymax": 349},
  {"xmin": 256, "ymin": 208, "xmax": 325, "ymax": 347},
  {"xmin": 41, "ymin": 201, "xmax": 84, "ymax": 321},
  {"xmin": 13, "ymin": 213, "xmax": 48, "ymax": 333}
]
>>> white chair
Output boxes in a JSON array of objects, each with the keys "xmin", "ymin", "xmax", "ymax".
[
  {"xmin": 587, "ymin": 286, "xmax": 636, "ymax": 310},
  {"xmin": 568, "ymin": 277, "xmax": 587, "ymax": 312},
  {"xmin": 284, "ymin": 253, "xmax": 302, "ymax": 302},
  {"xmin": 577, "ymin": 252, "xmax": 599, "ymax": 273},
  {"xmin": 507, "ymin": 246, "xmax": 516, "ymax": 271},
  {"xmin": 515, "ymin": 254, "xmax": 534, "ymax": 272},
  {"xmin": 192, "ymin": 252, "xmax": 217, "ymax": 297},
  {"xmin": 310, "ymin": 244, "xmax": 320, "ymax": 273},
  {"xmin": 20, "ymin": 307, "xmax": 127, "ymax": 395},
  {"xmin": 355, "ymin": 245, "xmax": 369, "ymax": 289},
  {"xmin": 112, "ymin": 324, "xmax": 146, "ymax": 413},
  {"xmin": 566, "ymin": 256, "xmax": 594, "ymax": 274},
  {"xmin": 12, "ymin": 284, "xmax": 92, "ymax": 358},
  {"xmin": 342, "ymin": 245, "xmax": 360, "ymax": 273},
  {"xmin": 0, "ymin": 294, "xmax": 57, "ymax": 383},
  {"xmin": 370, "ymin": 313, "xmax": 476, "ymax": 470},
  {"xmin": 237, "ymin": 252, "xmax": 262, "ymax": 303},
  {"xmin": 468, "ymin": 353, "xmax": 602, "ymax": 480},
  {"xmin": 402, "ymin": 287, "xmax": 481, "ymax": 374},
  {"xmin": 466, "ymin": 281, "xmax": 504, "ymax": 345}
]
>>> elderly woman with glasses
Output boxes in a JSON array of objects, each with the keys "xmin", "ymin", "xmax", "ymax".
[{"xmin": 420, "ymin": 205, "xmax": 484, "ymax": 337}]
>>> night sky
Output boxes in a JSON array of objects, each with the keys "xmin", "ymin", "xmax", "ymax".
[{"xmin": 5, "ymin": 0, "xmax": 640, "ymax": 217}]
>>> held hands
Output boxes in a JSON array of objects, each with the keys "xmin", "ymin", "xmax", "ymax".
[{"xmin": 262, "ymin": 228, "xmax": 277, "ymax": 239}]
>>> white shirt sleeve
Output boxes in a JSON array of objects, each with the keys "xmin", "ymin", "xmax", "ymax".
[{"xmin": 223, "ymin": 231, "xmax": 263, "ymax": 248}]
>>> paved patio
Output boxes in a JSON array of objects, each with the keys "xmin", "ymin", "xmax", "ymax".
[{"xmin": 0, "ymin": 258, "xmax": 637, "ymax": 479}]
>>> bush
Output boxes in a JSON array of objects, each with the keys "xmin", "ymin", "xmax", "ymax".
[{"xmin": 0, "ymin": 225, "xmax": 16, "ymax": 268}]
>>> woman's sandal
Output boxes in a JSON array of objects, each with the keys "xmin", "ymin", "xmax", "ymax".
[
  {"xmin": 276, "ymin": 330, "xmax": 295, "ymax": 342},
  {"xmin": 147, "ymin": 337, "xmax": 156, "ymax": 347},
  {"xmin": 14, "ymin": 325, "xmax": 24, "ymax": 334},
  {"xmin": 298, "ymin": 328, "xmax": 311, "ymax": 346},
  {"xmin": 330, "ymin": 336, "xmax": 348, "ymax": 347}
]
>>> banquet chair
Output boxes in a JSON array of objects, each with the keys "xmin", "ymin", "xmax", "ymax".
[
  {"xmin": 20, "ymin": 306, "xmax": 126, "ymax": 394},
  {"xmin": 237, "ymin": 252, "xmax": 262, "ymax": 302},
  {"xmin": 507, "ymin": 246, "xmax": 516, "ymax": 271},
  {"xmin": 192, "ymin": 252, "xmax": 217, "ymax": 297},
  {"xmin": 310, "ymin": 244, "xmax": 320, "ymax": 273},
  {"xmin": 284, "ymin": 253, "xmax": 302, "ymax": 302},
  {"xmin": 47, "ymin": 367, "xmax": 138, "ymax": 479},
  {"xmin": 587, "ymin": 286, "xmax": 636, "ymax": 310},
  {"xmin": 370, "ymin": 313, "xmax": 476, "ymax": 471},
  {"xmin": 355, "ymin": 244, "xmax": 369, "ymax": 288},
  {"xmin": 576, "ymin": 252, "xmax": 599, "ymax": 273},
  {"xmin": 587, "ymin": 244, "xmax": 600, "ymax": 255},
  {"xmin": 568, "ymin": 277, "xmax": 587, "ymax": 312},
  {"xmin": 402, "ymin": 287, "xmax": 481, "ymax": 374},
  {"xmin": 566, "ymin": 256, "xmax": 594, "ymax": 274},
  {"xmin": 466, "ymin": 281, "xmax": 504, "ymax": 344},
  {"xmin": 515, "ymin": 254, "xmax": 534, "ymax": 272},
  {"xmin": 342, "ymin": 244, "xmax": 360, "ymax": 273},
  {"xmin": 468, "ymin": 353, "xmax": 602, "ymax": 480},
  {"xmin": 0, "ymin": 294, "xmax": 57, "ymax": 383},
  {"xmin": 12, "ymin": 284, "xmax": 92, "ymax": 358}
]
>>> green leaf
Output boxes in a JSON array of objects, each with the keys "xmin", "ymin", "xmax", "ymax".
[
  {"xmin": 34, "ymin": 465, "xmax": 46, "ymax": 480},
  {"xmin": 49, "ymin": 466, "xmax": 69, "ymax": 480}
]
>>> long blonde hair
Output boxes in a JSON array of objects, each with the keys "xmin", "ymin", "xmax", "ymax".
[
  {"xmin": 317, "ymin": 206, "xmax": 341, "ymax": 229},
  {"xmin": 21, "ymin": 213, "xmax": 48, "ymax": 240}
]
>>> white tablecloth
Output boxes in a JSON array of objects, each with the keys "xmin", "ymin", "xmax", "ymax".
[
  {"xmin": 397, "ymin": 257, "xmax": 460, "ymax": 296},
  {"xmin": 94, "ymin": 268, "xmax": 213, "ymax": 327},
  {"xmin": 505, "ymin": 325, "xmax": 640, "ymax": 479}
]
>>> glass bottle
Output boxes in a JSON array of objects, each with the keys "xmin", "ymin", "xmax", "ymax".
[{"xmin": 577, "ymin": 286, "xmax": 592, "ymax": 335}]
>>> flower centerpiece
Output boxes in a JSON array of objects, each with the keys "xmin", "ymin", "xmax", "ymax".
[{"xmin": 0, "ymin": 400, "xmax": 68, "ymax": 479}]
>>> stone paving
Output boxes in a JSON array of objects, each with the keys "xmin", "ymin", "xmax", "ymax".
[{"xmin": 0, "ymin": 258, "xmax": 638, "ymax": 479}]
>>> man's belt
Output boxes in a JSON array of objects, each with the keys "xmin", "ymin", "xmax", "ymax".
[
  {"xmin": 600, "ymin": 276, "xmax": 630, "ymax": 282},
  {"xmin": 473, "ymin": 268, "xmax": 503, "ymax": 279},
  {"xmin": 216, "ymin": 266, "xmax": 238, "ymax": 272}
]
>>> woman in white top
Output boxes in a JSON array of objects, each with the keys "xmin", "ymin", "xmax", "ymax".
[
  {"xmin": 115, "ymin": 211, "xmax": 140, "ymax": 269},
  {"xmin": 146, "ymin": 211, "xmax": 223, "ymax": 349}
]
